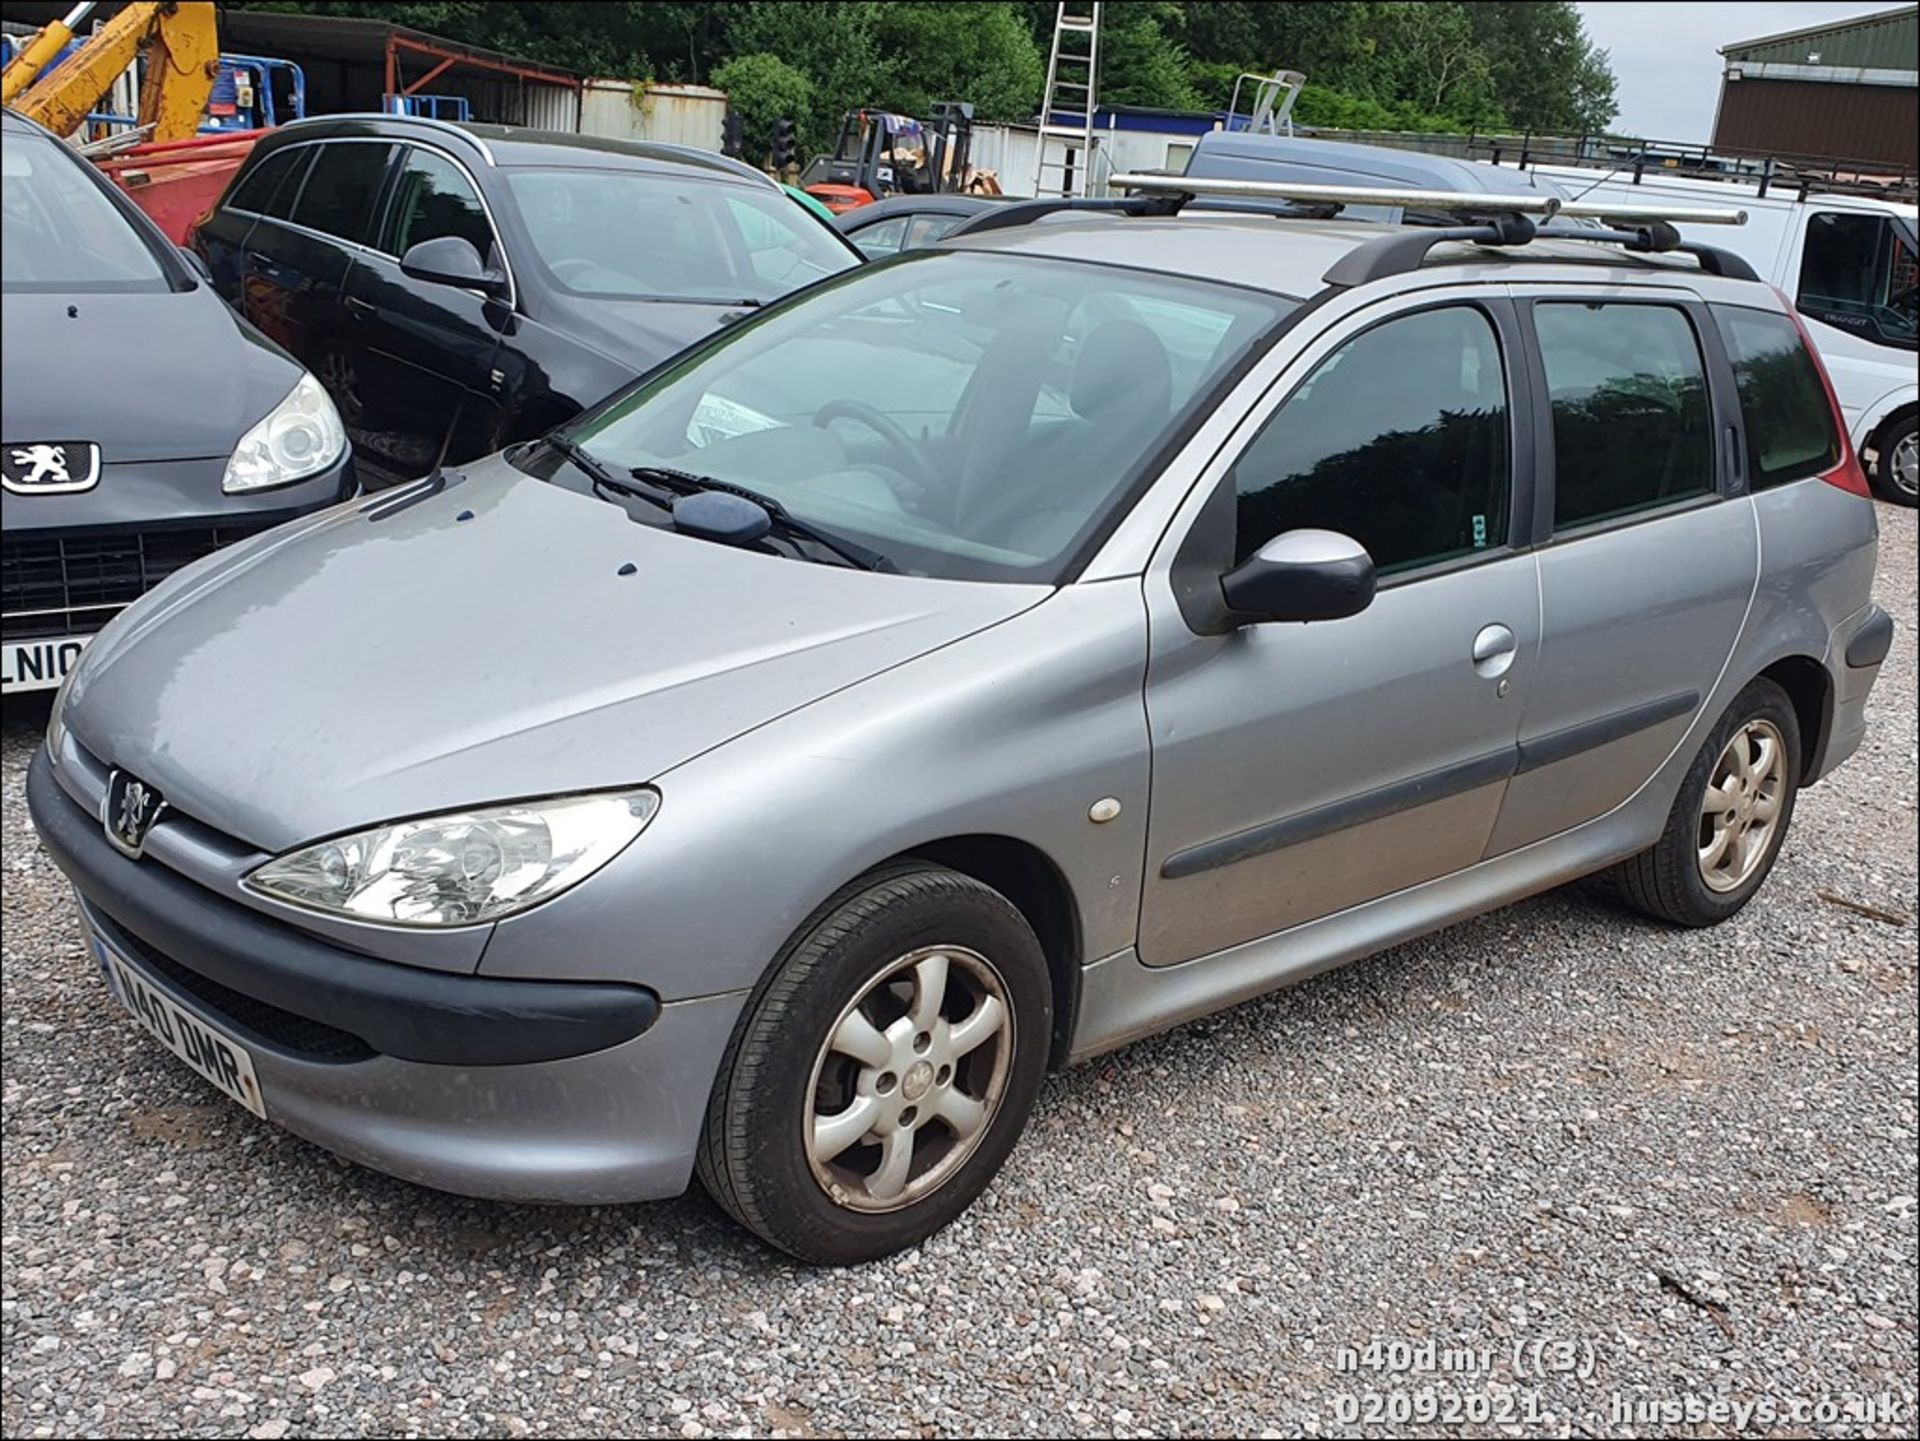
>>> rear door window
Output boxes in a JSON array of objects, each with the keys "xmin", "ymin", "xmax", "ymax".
[
  {"xmin": 1712, "ymin": 304, "xmax": 1840, "ymax": 489},
  {"xmin": 1535, "ymin": 302, "xmax": 1715, "ymax": 530},
  {"xmin": 227, "ymin": 145, "xmax": 310, "ymax": 217},
  {"xmin": 1798, "ymin": 211, "xmax": 1918, "ymax": 350},
  {"xmin": 288, "ymin": 141, "xmax": 392, "ymax": 244}
]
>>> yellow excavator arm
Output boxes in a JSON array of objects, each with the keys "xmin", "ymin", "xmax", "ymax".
[{"xmin": 3, "ymin": 1, "xmax": 220, "ymax": 144}]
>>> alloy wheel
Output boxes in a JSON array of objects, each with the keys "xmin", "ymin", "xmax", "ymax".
[
  {"xmin": 1697, "ymin": 718, "xmax": 1788, "ymax": 893},
  {"xmin": 805, "ymin": 945, "xmax": 1014, "ymax": 1213},
  {"xmin": 317, "ymin": 350, "xmax": 365, "ymax": 428},
  {"xmin": 1893, "ymin": 430, "xmax": 1918, "ymax": 499}
]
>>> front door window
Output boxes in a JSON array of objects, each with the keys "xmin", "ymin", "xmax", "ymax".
[{"xmin": 1798, "ymin": 211, "xmax": 1918, "ymax": 349}]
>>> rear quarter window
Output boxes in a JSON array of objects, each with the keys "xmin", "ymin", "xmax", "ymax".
[{"xmin": 1711, "ymin": 304, "xmax": 1840, "ymax": 490}]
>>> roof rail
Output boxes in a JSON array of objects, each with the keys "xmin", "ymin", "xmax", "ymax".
[
  {"xmin": 279, "ymin": 110, "xmax": 496, "ymax": 165},
  {"xmin": 1321, "ymin": 217, "xmax": 1760, "ymax": 288},
  {"xmin": 1537, "ymin": 225, "xmax": 1760, "ymax": 281},
  {"xmin": 942, "ymin": 192, "xmax": 1187, "ymax": 238}
]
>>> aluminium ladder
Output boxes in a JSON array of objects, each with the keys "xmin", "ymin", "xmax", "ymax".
[{"xmin": 1032, "ymin": 1, "xmax": 1101, "ymax": 199}]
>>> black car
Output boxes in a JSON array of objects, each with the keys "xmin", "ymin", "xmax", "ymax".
[
  {"xmin": 832, "ymin": 193, "xmax": 1011, "ymax": 257},
  {"xmin": 2, "ymin": 109, "xmax": 355, "ymax": 699},
  {"xmin": 193, "ymin": 115, "xmax": 863, "ymax": 482}
]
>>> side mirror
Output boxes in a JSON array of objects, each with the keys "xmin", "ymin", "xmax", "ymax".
[
  {"xmin": 177, "ymin": 245, "xmax": 212, "ymax": 283},
  {"xmin": 1221, "ymin": 529, "xmax": 1376, "ymax": 624},
  {"xmin": 400, "ymin": 236, "xmax": 509, "ymax": 300}
]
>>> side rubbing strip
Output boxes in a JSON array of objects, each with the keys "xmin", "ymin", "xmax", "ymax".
[
  {"xmin": 1513, "ymin": 691, "xmax": 1700, "ymax": 776},
  {"xmin": 1160, "ymin": 748, "xmax": 1517, "ymax": 881}
]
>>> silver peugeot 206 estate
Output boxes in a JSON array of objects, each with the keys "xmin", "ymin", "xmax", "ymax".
[{"xmin": 29, "ymin": 177, "xmax": 1893, "ymax": 1264}]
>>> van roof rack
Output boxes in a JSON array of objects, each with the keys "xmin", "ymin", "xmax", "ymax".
[
  {"xmin": 944, "ymin": 173, "xmax": 1758, "ymax": 287},
  {"xmin": 1467, "ymin": 130, "xmax": 1919, "ymax": 205}
]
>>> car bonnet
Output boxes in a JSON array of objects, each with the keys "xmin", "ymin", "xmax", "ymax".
[{"xmin": 61, "ymin": 460, "xmax": 1048, "ymax": 853}]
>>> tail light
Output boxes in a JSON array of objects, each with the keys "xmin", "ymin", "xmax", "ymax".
[{"xmin": 1772, "ymin": 286, "xmax": 1871, "ymax": 497}]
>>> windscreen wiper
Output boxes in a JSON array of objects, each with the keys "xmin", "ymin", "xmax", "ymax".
[
  {"xmin": 631, "ymin": 465, "xmax": 897, "ymax": 573},
  {"xmin": 548, "ymin": 436, "xmax": 673, "ymax": 511}
]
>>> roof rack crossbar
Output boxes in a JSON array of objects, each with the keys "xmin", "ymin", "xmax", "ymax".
[
  {"xmin": 1111, "ymin": 172, "xmax": 1565, "ymax": 218},
  {"xmin": 1110, "ymin": 173, "xmax": 1747, "ymax": 226}
]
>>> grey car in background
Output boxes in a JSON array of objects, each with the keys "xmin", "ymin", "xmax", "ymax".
[
  {"xmin": 2, "ymin": 109, "xmax": 355, "ymax": 697},
  {"xmin": 28, "ymin": 200, "xmax": 1891, "ymax": 1263}
]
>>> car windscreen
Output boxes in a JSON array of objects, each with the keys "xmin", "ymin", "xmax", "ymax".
[
  {"xmin": 2, "ymin": 132, "xmax": 170, "ymax": 293},
  {"xmin": 504, "ymin": 167, "xmax": 859, "ymax": 305},
  {"xmin": 563, "ymin": 250, "xmax": 1290, "ymax": 583}
]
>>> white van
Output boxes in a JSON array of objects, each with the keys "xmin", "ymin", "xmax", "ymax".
[{"xmin": 1507, "ymin": 164, "xmax": 1917, "ymax": 505}]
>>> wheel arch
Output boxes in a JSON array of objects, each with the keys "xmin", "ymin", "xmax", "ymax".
[
  {"xmin": 1862, "ymin": 398, "xmax": 1916, "ymax": 470},
  {"xmin": 892, "ymin": 834, "xmax": 1083, "ymax": 1069},
  {"xmin": 1754, "ymin": 654, "xmax": 1831, "ymax": 783}
]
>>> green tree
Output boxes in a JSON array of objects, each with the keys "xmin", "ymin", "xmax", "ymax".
[
  {"xmin": 869, "ymin": 3, "xmax": 1043, "ymax": 123},
  {"xmin": 1462, "ymin": 1, "xmax": 1619, "ymax": 133},
  {"xmin": 228, "ymin": 0, "xmax": 1621, "ymax": 148},
  {"xmin": 1371, "ymin": 3, "xmax": 1501, "ymax": 126},
  {"xmin": 1096, "ymin": 2, "xmax": 1204, "ymax": 110},
  {"xmin": 721, "ymin": 1, "xmax": 887, "ymax": 154},
  {"xmin": 710, "ymin": 52, "xmax": 813, "ymax": 165}
]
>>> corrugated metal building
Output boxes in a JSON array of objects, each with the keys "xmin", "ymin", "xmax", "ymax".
[
  {"xmin": 213, "ymin": 10, "xmax": 582, "ymax": 131},
  {"xmin": 1714, "ymin": 5, "xmax": 1918, "ymax": 169},
  {"xmin": 579, "ymin": 80, "xmax": 727, "ymax": 150}
]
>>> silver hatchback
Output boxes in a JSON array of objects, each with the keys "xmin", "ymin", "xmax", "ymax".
[{"xmin": 30, "ymin": 192, "xmax": 1892, "ymax": 1263}]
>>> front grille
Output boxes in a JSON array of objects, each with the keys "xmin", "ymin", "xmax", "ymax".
[
  {"xmin": 2, "ymin": 524, "xmax": 270, "ymax": 641},
  {"xmin": 113, "ymin": 927, "xmax": 376, "ymax": 1064}
]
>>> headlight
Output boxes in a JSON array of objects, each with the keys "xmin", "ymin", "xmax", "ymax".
[
  {"xmin": 223, "ymin": 373, "xmax": 347, "ymax": 494},
  {"xmin": 245, "ymin": 790, "xmax": 659, "ymax": 927}
]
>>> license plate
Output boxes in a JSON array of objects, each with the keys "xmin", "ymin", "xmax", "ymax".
[
  {"xmin": 90, "ymin": 929, "xmax": 267, "ymax": 1119},
  {"xmin": 1, "ymin": 635, "xmax": 90, "ymax": 694}
]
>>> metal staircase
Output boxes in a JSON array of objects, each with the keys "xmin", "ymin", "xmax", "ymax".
[{"xmin": 1032, "ymin": 1, "xmax": 1100, "ymax": 199}]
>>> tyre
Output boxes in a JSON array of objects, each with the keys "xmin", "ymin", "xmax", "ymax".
[
  {"xmin": 1611, "ymin": 677, "xmax": 1801, "ymax": 927},
  {"xmin": 1867, "ymin": 413, "xmax": 1917, "ymax": 507},
  {"xmin": 696, "ymin": 864, "xmax": 1051, "ymax": 1265}
]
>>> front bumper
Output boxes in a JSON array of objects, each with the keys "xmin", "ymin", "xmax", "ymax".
[{"xmin": 27, "ymin": 746, "xmax": 745, "ymax": 1202}]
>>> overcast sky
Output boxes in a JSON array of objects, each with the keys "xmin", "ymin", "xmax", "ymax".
[{"xmin": 1575, "ymin": 1, "xmax": 1900, "ymax": 140}]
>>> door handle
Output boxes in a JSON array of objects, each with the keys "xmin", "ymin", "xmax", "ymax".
[
  {"xmin": 344, "ymin": 296, "xmax": 376, "ymax": 319},
  {"xmin": 1471, "ymin": 623, "xmax": 1517, "ymax": 679}
]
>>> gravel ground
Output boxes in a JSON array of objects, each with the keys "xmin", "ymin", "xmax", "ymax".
[{"xmin": 3, "ymin": 506, "xmax": 1914, "ymax": 1440}]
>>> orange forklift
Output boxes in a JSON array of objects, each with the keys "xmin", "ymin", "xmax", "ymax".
[{"xmin": 801, "ymin": 100, "xmax": 986, "ymax": 213}]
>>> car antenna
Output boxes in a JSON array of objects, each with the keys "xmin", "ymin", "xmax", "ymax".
[{"xmin": 420, "ymin": 278, "xmax": 517, "ymax": 492}]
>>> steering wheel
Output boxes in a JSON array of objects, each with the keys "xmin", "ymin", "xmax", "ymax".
[{"xmin": 811, "ymin": 399, "xmax": 943, "ymax": 493}]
